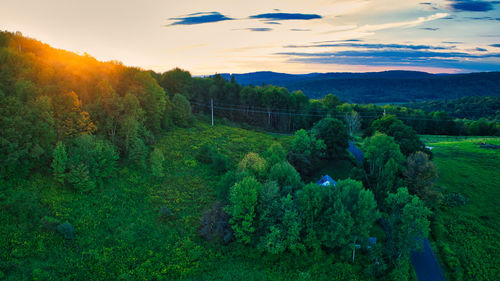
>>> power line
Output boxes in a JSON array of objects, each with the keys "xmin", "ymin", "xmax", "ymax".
[{"xmin": 190, "ymin": 101, "xmax": 481, "ymax": 122}]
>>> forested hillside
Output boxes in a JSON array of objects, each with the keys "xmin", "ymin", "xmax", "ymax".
[
  {"xmin": 220, "ymin": 71, "xmax": 500, "ymax": 103},
  {"xmin": 406, "ymin": 96, "xmax": 500, "ymax": 120}
]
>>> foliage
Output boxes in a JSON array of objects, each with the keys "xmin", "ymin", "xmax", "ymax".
[
  {"xmin": 268, "ymin": 161, "xmax": 303, "ymax": 194},
  {"xmin": 443, "ymin": 192, "xmax": 468, "ymax": 207},
  {"xmin": 57, "ymin": 222, "xmax": 75, "ymax": 240},
  {"xmin": 405, "ymin": 151, "xmax": 441, "ymax": 207},
  {"xmin": 237, "ymin": 152, "xmax": 267, "ymax": 180},
  {"xmin": 369, "ymin": 115, "xmax": 426, "ymax": 156},
  {"xmin": 51, "ymin": 141, "xmax": 67, "ymax": 184},
  {"xmin": 385, "ymin": 187, "xmax": 431, "ymax": 262},
  {"xmin": 363, "ymin": 133, "xmax": 405, "ymax": 202},
  {"xmin": 150, "ymin": 147, "xmax": 165, "ymax": 178},
  {"xmin": 227, "ymin": 176, "xmax": 262, "ymax": 244},
  {"xmin": 312, "ymin": 117, "xmax": 349, "ymax": 159},
  {"xmin": 287, "ymin": 129, "xmax": 326, "ymax": 177},
  {"xmin": 172, "ymin": 93, "xmax": 192, "ymax": 127}
]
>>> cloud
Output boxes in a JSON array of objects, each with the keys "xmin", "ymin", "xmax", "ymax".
[
  {"xmin": 465, "ymin": 16, "xmax": 500, "ymax": 20},
  {"xmin": 419, "ymin": 27, "xmax": 440, "ymax": 31},
  {"xmin": 420, "ymin": 2, "xmax": 433, "ymax": 5},
  {"xmin": 233, "ymin": 28, "xmax": 273, "ymax": 32},
  {"xmin": 284, "ymin": 43, "xmax": 452, "ymax": 50},
  {"xmin": 277, "ymin": 49, "xmax": 500, "ymax": 71},
  {"xmin": 167, "ymin": 12, "xmax": 233, "ymax": 26},
  {"xmin": 447, "ymin": 0, "xmax": 495, "ymax": 12},
  {"xmin": 290, "ymin": 29, "xmax": 311, "ymax": 32},
  {"xmin": 357, "ymin": 13, "xmax": 449, "ymax": 32},
  {"xmin": 264, "ymin": 22, "xmax": 281, "ymax": 25},
  {"xmin": 491, "ymin": 44, "xmax": 500, "ymax": 47},
  {"xmin": 249, "ymin": 12, "xmax": 322, "ymax": 21}
]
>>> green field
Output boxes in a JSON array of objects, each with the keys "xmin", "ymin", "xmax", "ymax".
[{"xmin": 422, "ymin": 136, "xmax": 500, "ymax": 281}]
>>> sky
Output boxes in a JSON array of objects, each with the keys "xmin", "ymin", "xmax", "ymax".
[{"xmin": 1, "ymin": 0, "xmax": 500, "ymax": 74}]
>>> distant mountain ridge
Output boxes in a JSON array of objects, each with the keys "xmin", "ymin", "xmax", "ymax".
[{"xmin": 217, "ymin": 70, "xmax": 500, "ymax": 103}]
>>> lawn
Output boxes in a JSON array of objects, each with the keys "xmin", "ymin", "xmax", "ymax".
[{"xmin": 422, "ymin": 136, "xmax": 500, "ymax": 281}]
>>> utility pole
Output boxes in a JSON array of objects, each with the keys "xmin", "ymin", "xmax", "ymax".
[{"xmin": 211, "ymin": 98, "xmax": 214, "ymax": 127}]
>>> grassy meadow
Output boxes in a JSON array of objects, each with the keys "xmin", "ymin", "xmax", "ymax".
[{"xmin": 421, "ymin": 136, "xmax": 500, "ymax": 281}]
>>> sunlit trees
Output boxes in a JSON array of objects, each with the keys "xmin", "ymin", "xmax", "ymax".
[{"xmin": 238, "ymin": 152, "xmax": 267, "ymax": 180}]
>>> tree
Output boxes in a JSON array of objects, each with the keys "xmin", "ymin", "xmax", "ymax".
[
  {"xmin": 312, "ymin": 117, "xmax": 349, "ymax": 159},
  {"xmin": 263, "ymin": 142, "xmax": 287, "ymax": 167},
  {"xmin": 227, "ymin": 176, "xmax": 262, "ymax": 244},
  {"xmin": 268, "ymin": 161, "xmax": 302, "ymax": 194},
  {"xmin": 363, "ymin": 133, "xmax": 405, "ymax": 202},
  {"xmin": 150, "ymin": 148, "xmax": 165, "ymax": 178},
  {"xmin": 238, "ymin": 152, "xmax": 267, "ymax": 180},
  {"xmin": 369, "ymin": 115, "xmax": 426, "ymax": 156},
  {"xmin": 52, "ymin": 141, "xmax": 67, "ymax": 184},
  {"xmin": 172, "ymin": 93, "xmax": 192, "ymax": 127},
  {"xmin": 199, "ymin": 202, "xmax": 232, "ymax": 245},
  {"xmin": 287, "ymin": 129, "xmax": 326, "ymax": 177},
  {"xmin": 345, "ymin": 111, "xmax": 361, "ymax": 137},
  {"xmin": 297, "ymin": 183, "xmax": 325, "ymax": 250},
  {"xmin": 336, "ymin": 179, "xmax": 379, "ymax": 262},
  {"xmin": 405, "ymin": 152, "xmax": 441, "ymax": 207},
  {"xmin": 385, "ymin": 187, "xmax": 431, "ymax": 262}
]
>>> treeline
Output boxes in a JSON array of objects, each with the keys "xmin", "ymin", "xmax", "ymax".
[
  {"xmin": 406, "ymin": 96, "xmax": 500, "ymax": 120},
  {"xmin": 152, "ymin": 69, "xmax": 499, "ymax": 136},
  {"xmin": 0, "ymin": 31, "xmax": 192, "ymax": 179}
]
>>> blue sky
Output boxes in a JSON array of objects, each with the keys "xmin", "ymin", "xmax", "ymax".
[{"xmin": 1, "ymin": 0, "xmax": 499, "ymax": 74}]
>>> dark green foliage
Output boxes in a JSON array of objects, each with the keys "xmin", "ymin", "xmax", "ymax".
[
  {"xmin": 149, "ymin": 147, "xmax": 165, "ymax": 178},
  {"xmin": 199, "ymin": 202, "xmax": 232, "ymax": 244},
  {"xmin": 385, "ymin": 187, "xmax": 431, "ymax": 262},
  {"xmin": 287, "ymin": 129, "xmax": 326, "ymax": 177},
  {"xmin": 41, "ymin": 216, "xmax": 60, "ymax": 232},
  {"xmin": 312, "ymin": 117, "xmax": 349, "ymax": 159},
  {"xmin": 66, "ymin": 162, "xmax": 96, "ymax": 192},
  {"xmin": 57, "ymin": 222, "xmax": 75, "ymax": 240},
  {"xmin": 172, "ymin": 93, "xmax": 192, "ymax": 127},
  {"xmin": 363, "ymin": 133, "xmax": 405, "ymax": 202},
  {"xmin": 407, "ymin": 96, "xmax": 500, "ymax": 120},
  {"xmin": 158, "ymin": 206, "xmax": 173, "ymax": 219},
  {"xmin": 369, "ymin": 115, "xmax": 426, "ymax": 156},
  {"xmin": 405, "ymin": 151, "xmax": 441, "ymax": 207},
  {"xmin": 211, "ymin": 152, "xmax": 229, "ymax": 175},
  {"xmin": 196, "ymin": 143, "xmax": 216, "ymax": 164},
  {"xmin": 51, "ymin": 141, "xmax": 67, "ymax": 184},
  {"xmin": 443, "ymin": 192, "xmax": 468, "ymax": 207},
  {"xmin": 268, "ymin": 161, "xmax": 302, "ymax": 194}
]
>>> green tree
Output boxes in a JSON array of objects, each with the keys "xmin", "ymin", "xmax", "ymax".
[
  {"xmin": 66, "ymin": 162, "xmax": 96, "ymax": 193},
  {"xmin": 297, "ymin": 183, "xmax": 325, "ymax": 250},
  {"xmin": 336, "ymin": 179, "xmax": 379, "ymax": 262},
  {"xmin": 405, "ymin": 151, "xmax": 441, "ymax": 207},
  {"xmin": 312, "ymin": 117, "xmax": 349, "ymax": 159},
  {"xmin": 364, "ymin": 133, "xmax": 405, "ymax": 202},
  {"xmin": 287, "ymin": 129, "xmax": 326, "ymax": 177},
  {"xmin": 268, "ymin": 161, "xmax": 302, "ymax": 194},
  {"xmin": 238, "ymin": 152, "xmax": 267, "ymax": 180},
  {"xmin": 172, "ymin": 93, "xmax": 192, "ymax": 127},
  {"xmin": 51, "ymin": 141, "xmax": 67, "ymax": 184},
  {"xmin": 263, "ymin": 142, "xmax": 287, "ymax": 167},
  {"xmin": 385, "ymin": 187, "xmax": 431, "ymax": 262},
  {"xmin": 369, "ymin": 115, "xmax": 426, "ymax": 156},
  {"xmin": 227, "ymin": 176, "xmax": 262, "ymax": 244},
  {"xmin": 150, "ymin": 148, "xmax": 165, "ymax": 178}
]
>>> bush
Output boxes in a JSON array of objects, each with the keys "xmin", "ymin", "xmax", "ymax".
[
  {"xmin": 158, "ymin": 206, "xmax": 173, "ymax": 220},
  {"xmin": 443, "ymin": 193, "xmax": 468, "ymax": 207},
  {"xmin": 57, "ymin": 222, "xmax": 75, "ymax": 240},
  {"xmin": 195, "ymin": 143, "xmax": 215, "ymax": 164},
  {"xmin": 199, "ymin": 202, "xmax": 232, "ymax": 244},
  {"xmin": 41, "ymin": 216, "xmax": 60, "ymax": 232},
  {"xmin": 211, "ymin": 153, "xmax": 229, "ymax": 175}
]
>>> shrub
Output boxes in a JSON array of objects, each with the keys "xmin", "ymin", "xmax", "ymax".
[
  {"xmin": 41, "ymin": 216, "xmax": 60, "ymax": 232},
  {"xmin": 199, "ymin": 202, "xmax": 232, "ymax": 244},
  {"xmin": 211, "ymin": 152, "xmax": 229, "ymax": 175},
  {"xmin": 57, "ymin": 222, "xmax": 75, "ymax": 240},
  {"xmin": 443, "ymin": 193, "xmax": 468, "ymax": 207},
  {"xmin": 158, "ymin": 206, "xmax": 173, "ymax": 220},
  {"xmin": 195, "ymin": 143, "xmax": 215, "ymax": 164}
]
